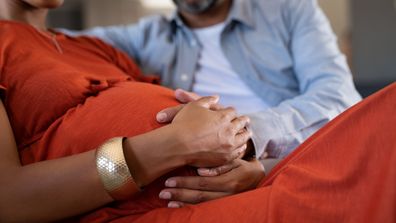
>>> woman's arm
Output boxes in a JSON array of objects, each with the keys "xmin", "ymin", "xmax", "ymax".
[
  {"xmin": 0, "ymin": 100, "xmax": 112, "ymax": 222},
  {"xmin": 0, "ymin": 96, "xmax": 250, "ymax": 222}
]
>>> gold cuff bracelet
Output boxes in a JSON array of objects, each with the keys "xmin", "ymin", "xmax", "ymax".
[{"xmin": 96, "ymin": 137, "xmax": 140, "ymax": 200}]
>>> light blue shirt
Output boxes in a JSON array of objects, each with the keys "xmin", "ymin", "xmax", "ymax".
[
  {"xmin": 67, "ymin": 0, "xmax": 362, "ymax": 158},
  {"xmin": 191, "ymin": 22, "xmax": 271, "ymax": 114}
]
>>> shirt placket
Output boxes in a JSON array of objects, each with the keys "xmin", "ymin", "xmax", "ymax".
[{"xmin": 173, "ymin": 27, "xmax": 201, "ymax": 91}]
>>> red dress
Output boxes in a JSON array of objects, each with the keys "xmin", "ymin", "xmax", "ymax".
[
  {"xmin": 0, "ymin": 20, "xmax": 194, "ymax": 221},
  {"xmin": 1, "ymin": 21, "xmax": 395, "ymax": 223}
]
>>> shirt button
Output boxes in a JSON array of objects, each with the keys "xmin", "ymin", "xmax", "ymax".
[
  {"xmin": 190, "ymin": 40, "xmax": 197, "ymax": 47},
  {"xmin": 181, "ymin": 74, "xmax": 189, "ymax": 82}
]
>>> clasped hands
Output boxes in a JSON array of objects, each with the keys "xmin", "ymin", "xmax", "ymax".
[{"xmin": 156, "ymin": 89, "xmax": 266, "ymax": 208}]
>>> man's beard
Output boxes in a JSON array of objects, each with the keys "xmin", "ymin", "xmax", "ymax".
[{"xmin": 173, "ymin": 0, "xmax": 218, "ymax": 14}]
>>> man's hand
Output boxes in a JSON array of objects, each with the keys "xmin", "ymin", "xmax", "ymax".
[{"xmin": 159, "ymin": 159, "xmax": 266, "ymax": 208}]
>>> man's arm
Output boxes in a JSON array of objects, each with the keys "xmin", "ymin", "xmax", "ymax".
[
  {"xmin": 247, "ymin": 0, "xmax": 361, "ymax": 159},
  {"xmin": 60, "ymin": 15, "xmax": 167, "ymax": 65}
]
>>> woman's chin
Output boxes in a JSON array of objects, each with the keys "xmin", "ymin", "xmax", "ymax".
[{"xmin": 22, "ymin": 0, "xmax": 64, "ymax": 9}]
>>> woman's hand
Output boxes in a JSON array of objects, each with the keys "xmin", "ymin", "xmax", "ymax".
[
  {"xmin": 171, "ymin": 96, "xmax": 252, "ymax": 168},
  {"xmin": 123, "ymin": 96, "xmax": 251, "ymax": 188},
  {"xmin": 156, "ymin": 89, "xmax": 202, "ymax": 123},
  {"xmin": 159, "ymin": 159, "xmax": 266, "ymax": 208}
]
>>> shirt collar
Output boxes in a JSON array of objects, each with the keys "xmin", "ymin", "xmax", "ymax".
[
  {"xmin": 227, "ymin": 0, "xmax": 255, "ymax": 28},
  {"xmin": 169, "ymin": 11, "xmax": 185, "ymax": 28},
  {"xmin": 170, "ymin": 0, "xmax": 255, "ymax": 30}
]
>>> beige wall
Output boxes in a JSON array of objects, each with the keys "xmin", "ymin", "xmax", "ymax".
[
  {"xmin": 84, "ymin": 0, "xmax": 174, "ymax": 28},
  {"xmin": 318, "ymin": 0, "xmax": 351, "ymax": 38}
]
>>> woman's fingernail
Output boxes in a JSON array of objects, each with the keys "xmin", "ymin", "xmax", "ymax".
[
  {"xmin": 156, "ymin": 113, "xmax": 167, "ymax": 122},
  {"xmin": 168, "ymin": 202, "xmax": 181, "ymax": 208},
  {"xmin": 198, "ymin": 168, "xmax": 210, "ymax": 175},
  {"xmin": 159, "ymin": 191, "xmax": 172, "ymax": 199},
  {"xmin": 212, "ymin": 95, "xmax": 220, "ymax": 103},
  {"xmin": 165, "ymin": 179, "xmax": 177, "ymax": 187}
]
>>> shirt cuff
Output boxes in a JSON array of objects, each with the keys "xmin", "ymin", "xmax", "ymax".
[{"xmin": 246, "ymin": 110, "xmax": 286, "ymax": 159}]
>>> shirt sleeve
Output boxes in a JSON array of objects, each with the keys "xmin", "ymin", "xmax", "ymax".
[
  {"xmin": 59, "ymin": 15, "xmax": 163, "ymax": 66},
  {"xmin": 248, "ymin": 0, "xmax": 362, "ymax": 159}
]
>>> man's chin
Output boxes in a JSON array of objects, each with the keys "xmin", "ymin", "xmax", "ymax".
[{"xmin": 173, "ymin": 0, "xmax": 218, "ymax": 14}]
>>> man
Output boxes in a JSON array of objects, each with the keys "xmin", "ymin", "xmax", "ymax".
[{"xmin": 71, "ymin": 0, "xmax": 361, "ymax": 207}]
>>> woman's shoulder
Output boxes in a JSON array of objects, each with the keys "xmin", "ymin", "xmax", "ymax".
[
  {"xmin": 0, "ymin": 20, "xmax": 16, "ymax": 36},
  {"xmin": 0, "ymin": 21, "xmax": 21, "ymax": 65},
  {"xmin": 0, "ymin": 20, "xmax": 33, "ymax": 43},
  {"xmin": 0, "ymin": 20, "xmax": 28, "ymax": 32},
  {"xmin": 0, "ymin": 20, "xmax": 15, "ymax": 28}
]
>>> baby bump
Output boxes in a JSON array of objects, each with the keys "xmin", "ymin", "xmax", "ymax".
[
  {"xmin": 21, "ymin": 81, "xmax": 197, "ymax": 220},
  {"xmin": 21, "ymin": 81, "xmax": 179, "ymax": 162}
]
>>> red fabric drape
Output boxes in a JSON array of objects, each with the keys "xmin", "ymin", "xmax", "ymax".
[{"xmin": 112, "ymin": 83, "xmax": 396, "ymax": 223}]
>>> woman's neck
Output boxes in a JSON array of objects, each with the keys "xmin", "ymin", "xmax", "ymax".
[{"xmin": 0, "ymin": 1, "xmax": 48, "ymax": 31}]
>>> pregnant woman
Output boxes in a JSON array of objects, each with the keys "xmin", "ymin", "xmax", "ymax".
[
  {"xmin": 1, "ymin": 1, "xmax": 395, "ymax": 223},
  {"xmin": 0, "ymin": 0, "xmax": 253, "ymax": 222}
]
